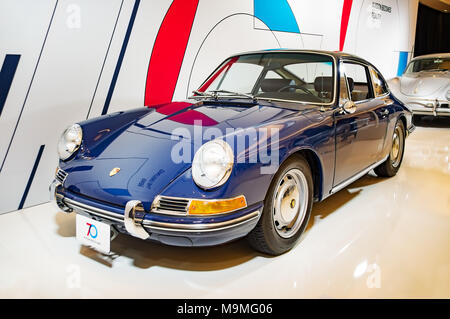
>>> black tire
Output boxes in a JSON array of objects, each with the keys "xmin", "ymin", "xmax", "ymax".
[
  {"xmin": 247, "ymin": 155, "xmax": 313, "ymax": 255},
  {"xmin": 374, "ymin": 119, "xmax": 405, "ymax": 177}
]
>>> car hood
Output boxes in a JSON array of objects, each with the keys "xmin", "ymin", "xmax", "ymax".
[
  {"xmin": 61, "ymin": 99, "xmax": 305, "ymax": 207},
  {"xmin": 399, "ymin": 72, "xmax": 450, "ymax": 96}
]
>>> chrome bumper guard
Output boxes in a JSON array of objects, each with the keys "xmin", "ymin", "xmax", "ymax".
[
  {"xmin": 124, "ymin": 200, "xmax": 150, "ymax": 240},
  {"xmin": 50, "ymin": 181, "xmax": 72, "ymax": 213}
]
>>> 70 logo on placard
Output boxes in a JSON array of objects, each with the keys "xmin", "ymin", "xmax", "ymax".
[{"xmin": 86, "ymin": 223, "xmax": 98, "ymax": 238}]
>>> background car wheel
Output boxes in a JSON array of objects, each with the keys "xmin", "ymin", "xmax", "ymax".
[
  {"xmin": 247, "ymin": 155, "xmax": 313, "ymax": 255},
  {"xmin": 374, "ymin": 119, "xmax": 405, "ymax": 177}
]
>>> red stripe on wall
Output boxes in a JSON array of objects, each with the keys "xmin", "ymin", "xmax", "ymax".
[
  {"xmin": 339, "ymin": 0, "xmax": 353, "ymax": 51},
  {"xmin": 144, "ymin": 0, "xmax": 199, "ymax": 107}
]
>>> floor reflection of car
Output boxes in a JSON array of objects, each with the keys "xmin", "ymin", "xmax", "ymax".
[
  {"xmin": 388, "ymin": 53, "xmax": 450, "ymax": 117},
  {"xmin": 51, "ymin": 50, "xmax": 414, "ymax": 255}
]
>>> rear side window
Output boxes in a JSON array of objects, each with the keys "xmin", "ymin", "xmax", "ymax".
[
  {"xmin": 343, "ymin": 62, "xmax": 373, "ymax": 102},
  {"xmin": 369, "ymin": 67, "xmax": 389, "ymax": 96}
]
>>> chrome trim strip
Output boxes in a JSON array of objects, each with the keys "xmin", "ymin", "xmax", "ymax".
[
  {"xmin": 64, "ymin": 198, "xmax": 124, "ymax": 222},
  {"xmin": 331, "ymin": 155, "xmax": 389, "ymax": 194},
  {"xmin": 62, "ymin": 197, "xmax": 259, "ymax": 233},
  {"xmin": 142, "ymin": 210, "xmax": 260, "ymax": 233}
]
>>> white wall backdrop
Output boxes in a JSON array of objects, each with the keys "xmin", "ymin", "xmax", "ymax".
[{"xmin": 0, "ymin": 0, "xmax": 418, "ymax": 213}]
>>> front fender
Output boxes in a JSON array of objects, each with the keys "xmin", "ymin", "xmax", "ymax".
[{"xmin": 76, "ymin": 107, "xmax": 153, "ymax": 157}]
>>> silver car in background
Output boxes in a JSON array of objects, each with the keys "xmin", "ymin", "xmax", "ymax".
[{"xmin": 388, "ymin": 53, "xmax": 450, "ymax": 116}]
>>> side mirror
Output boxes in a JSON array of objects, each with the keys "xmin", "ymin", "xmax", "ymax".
[{"xmin": 342, "ymin": 100, "xmax": 356, "ymax": 114}]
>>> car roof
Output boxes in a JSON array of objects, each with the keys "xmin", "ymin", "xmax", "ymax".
[
  {"xmin": 411, "ymin": 52, "xmax": 450, "ymax": 60},
  {"xmin": 229, "ymin": 48, "xmax": 375, "ymax": 67}
]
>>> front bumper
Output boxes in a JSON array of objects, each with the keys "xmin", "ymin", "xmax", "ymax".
[
  {"xmin": 407, "ymin": 99, "xmax": 450, "ymax": 116},
  {"xmin": 51, "ymin": 181, "xmax": 261, "ymax": 247}
]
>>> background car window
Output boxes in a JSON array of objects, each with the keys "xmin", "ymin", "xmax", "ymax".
[
  {"xmin": 370, "ymin": 67, "xmax": 388, "ymax": 97},
  {"xmin": 405, "ymin": 58, "xmax": 450, "ymax": 73},
  {"xmin": 343, "ymin": 62, "xmax": 373, "ymax": 102}
]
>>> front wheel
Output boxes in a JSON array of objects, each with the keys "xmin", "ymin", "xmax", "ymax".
[
  {"xmin": 247, "ymin": 155, "xmax": 313, "ymax": 255},
  {"xmin": 374, "ymin": 119, "xmax": 405, "ymax": 177}
]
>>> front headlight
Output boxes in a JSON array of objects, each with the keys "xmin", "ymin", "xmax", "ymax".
[
  {"xmin": 192, "ymin": 139, "xmax": 234, "ymax": 189},
  {"xmin": 57, "ymin": 124, "xmax": 82, "ymax": 160}
]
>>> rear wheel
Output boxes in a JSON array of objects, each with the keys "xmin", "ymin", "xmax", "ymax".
[
  {"xmin": 374, "ymin": 119, "xmax": 405, "ymax": 177},
  {"xmin": 247, "ymin": 155, "xmax": 313, "ymax": 255}
]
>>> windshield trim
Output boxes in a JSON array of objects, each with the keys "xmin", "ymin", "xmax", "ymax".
[{"xmin": 195, "ymin": 51, "xmax": 338, "ymax": 107}]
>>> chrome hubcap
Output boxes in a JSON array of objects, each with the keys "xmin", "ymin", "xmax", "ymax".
[
  {"xmin": 390, "ymin": 125, "xmax": 403, "ymax": 168},
  {"xmin": 273, "ymin": 169, "xmax": 308, "ymax": 238}
]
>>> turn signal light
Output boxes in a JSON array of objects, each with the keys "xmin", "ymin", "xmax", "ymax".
[{"xmin": 188, "ymin": 195, "xmax": 247, "ymax": 215}]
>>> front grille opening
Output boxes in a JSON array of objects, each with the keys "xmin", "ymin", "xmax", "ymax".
[
  {"xmin": 153, "ymin": 196, "xmax": 189, "ymax": 214},
  {"xmin": 55, "ymin": 168, "xmax": 68, "ymax": 184}
]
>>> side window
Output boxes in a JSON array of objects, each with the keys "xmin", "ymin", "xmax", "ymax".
[
  {"xmin": 339, "ymin": 62, "xmax": 349, "ymax": 101},
  {"xmin": 265, "ymin": 70, "xmax": 283, "ymax": 79},
  {"xmin": 369, "ymin": 67, "xmax": 388, "ymax": 96},
  {"xmin": 343, "ymin": 62, "xmax": 373, "ymax": 102}
]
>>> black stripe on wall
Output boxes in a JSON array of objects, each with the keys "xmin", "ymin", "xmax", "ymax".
[
  {"xmin": 101, "ymin": 0, "xmax": 140, "ymax": 115},
  {"xmin": 18, "ymin": 145, "xmax": 45, "ymax": 210},
  {"xmin": 0, "ymin": 54, "xmax": 21, "ymax": 116}
]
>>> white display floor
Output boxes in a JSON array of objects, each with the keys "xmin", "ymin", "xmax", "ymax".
[{"xmin": 1, "ymin": 125, "xmax": 449, "ymax": 298}]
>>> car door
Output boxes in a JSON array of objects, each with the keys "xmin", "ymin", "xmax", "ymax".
[
  {"xmin": 368, "ymin": 66, "xmax": 392, "ymax": 160},
  {"xmin": 333, "ymin": 61, "xmax": 387, "ymax": 186}
]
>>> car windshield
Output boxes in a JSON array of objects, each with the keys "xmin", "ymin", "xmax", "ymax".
[
  {"xmin": 196, "ymin": 52, "xmax": 335, "ymax": 104},
  {"xmin": 405, "ymin": 58, "xmax": 450, "ymax": 73}
]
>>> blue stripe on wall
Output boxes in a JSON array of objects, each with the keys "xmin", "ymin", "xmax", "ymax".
[
  {"xmin": 254, "ymin": 0, "xmax": 300, "ymax": 33},
  {"xmin": 19, "ymin": 145, "xmax": 45, "ymax": 210},
  {"xmin": 101, "ymin": 0, "xmax": 140, "ymax": 115},
  {"xmin": 397, "ymin": 51, "xmax": 408, "ymax": 76},
  {"xmin": 0, "ymin": 54, "xmax": 21, "ymax": 116}
]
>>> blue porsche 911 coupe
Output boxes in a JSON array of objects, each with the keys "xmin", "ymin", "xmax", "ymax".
[{"xmin": 51, "ymin": 50, "xmax": 414, "ymax": 255}]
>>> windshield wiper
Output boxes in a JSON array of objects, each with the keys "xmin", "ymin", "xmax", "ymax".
[
  {"xmin": 190, "ymin": 89, "xmax": 257, "ymax": 101},
  {"xmin": 191, "ymin": 90, "xmax": 215, "ymax": 97},
  {"xmin": 209, "ymin": 90, "xmax": 255, "ymax": 99}
]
